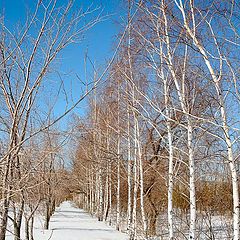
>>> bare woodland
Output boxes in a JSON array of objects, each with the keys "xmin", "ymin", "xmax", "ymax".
[{"xmin": 1, "ymin": 0, "xmax": 240, "ymax": 240}]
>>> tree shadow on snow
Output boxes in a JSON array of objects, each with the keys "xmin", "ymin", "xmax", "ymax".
[{"xmin": 51, "ymin": 227, "xmax": 116, "ymax": 233}]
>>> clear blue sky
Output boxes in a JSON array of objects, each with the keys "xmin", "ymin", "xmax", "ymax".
[
  {"xmin": 0, "ymin": 0, "xmax": 124, "ymax": 71},
  {"xmin": 0, "ymin": 0, "xmax": 126, "ymax": 127}
]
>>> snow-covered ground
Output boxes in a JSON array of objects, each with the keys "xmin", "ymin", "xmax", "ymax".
[
  {"xmin": 5, "ymin": 201, "xmax": 233, "ymax": 240},
  {"xmin": 6, "ymin": 201, "xmax": 128, "ymax": 240}
]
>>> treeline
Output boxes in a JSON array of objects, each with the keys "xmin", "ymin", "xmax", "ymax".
[{"xmin": 72, "ymin": 0, "xmax": 240, "ymax": 239}]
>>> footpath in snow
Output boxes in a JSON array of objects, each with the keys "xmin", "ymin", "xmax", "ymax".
[{"xmin": 6, "ymin": 201, "xmax": 128, "ymax": 240}]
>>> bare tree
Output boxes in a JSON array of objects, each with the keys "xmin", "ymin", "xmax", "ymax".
[{"xmin": 0, "ymin": 1, "xmax": 103, "ymax": 239}]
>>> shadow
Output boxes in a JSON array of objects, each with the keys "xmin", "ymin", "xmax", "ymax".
[
  {"xmin": 50, "ymin": 219, "xmax": 88, "ymax": 223},
  {"xmin": 54, "ymin": 210, "xmax": 84, "ymax": 214},
  {"xmin": 51, "ymin": 227, "xmax": 116, "ymax": 233},
  {"xmin": 51, "ymin": 214, "xmax": 92, "ymax": 220}
]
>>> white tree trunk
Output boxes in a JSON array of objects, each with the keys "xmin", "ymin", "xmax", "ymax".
[
  {"xmin": 131, "ymin": 98, "xmax": 139, "ymax": 239},
  {"xmin": 161, "ymin": 39, "xmax": 175, "ymax": 239},
  {"xmin": 164, "ymin": 100, "xmax": 174, "ymax": 239},
  {"xmin": 163, "ymin": 10, "xmax": 197, "ymax": 238},
  {"xmin": 90, "ymin": 169, "xmax": 95, "ymax": 215},
  {"xmin": 187, "ymin": 120, "xmax": 196, "ymax": 239},
  {"xmin": 109, "ymin": 163, "xmax": 112, "ymax": 226},
  {"xmin": 127, "ymin": 104, "xmax": 132, "ymax": 233},
  {"xmin": 135, "ymin": 116, "xmax": 147, "ymax": 237},
  {"xmin": 116, "ymin": 77, "xmax": 121, "ymax": 231},
  {"xmin": 104, "ymin": 172, "xmax": 109, "ymax": 221},
  {"xmin": 132, "ymin": 145, "xmax": 138, "ymax": 240},
  {"xmin": 167, "ymin": 122, "xmax": 174, "ymax": 240},
  {"xmin": 116, "ymin": 146, "xmax": 120, "ymax": 230},
  {"xmin": 99, "ymin": 168, "xmax": 103, "ymax": 221},
  {"xmin": 175, "ymin": 2, "xmax": 240, "ymax": 237}
]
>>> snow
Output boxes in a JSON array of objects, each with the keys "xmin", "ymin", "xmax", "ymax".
[{"xmin": 6, "ymin": 201, "xmax": 128, "ymax": 240}]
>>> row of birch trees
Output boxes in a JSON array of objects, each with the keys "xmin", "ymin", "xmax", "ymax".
[{"xmin": 72, "ymin": 0, "xmax": 240, "ymax": 239}]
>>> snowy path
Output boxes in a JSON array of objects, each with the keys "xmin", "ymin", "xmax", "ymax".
[
  {"xmin": 6, "ymin": 201, "xmax": 128, "ymax": 240},
  {"xmin": 45, "ymin": 201, "xmax": 128, "ymax": 240}
]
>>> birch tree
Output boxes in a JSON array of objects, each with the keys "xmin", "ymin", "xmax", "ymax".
[{"xmin": 173, "ymin": 1, "xmax": 240, "ymax": 238}]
